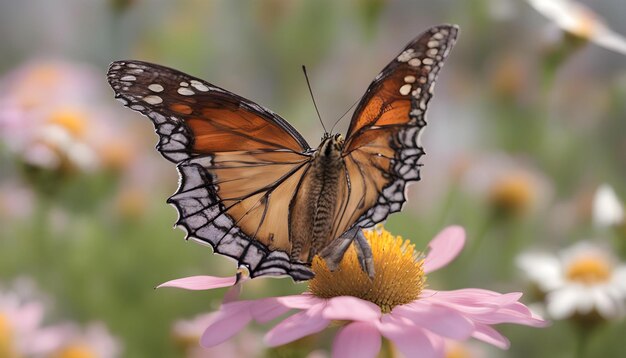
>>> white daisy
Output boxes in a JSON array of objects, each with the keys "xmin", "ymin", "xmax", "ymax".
[
  {"xmin": 526, "ymin": 0, "xmax": 626, "ymax": 55},
  {"xmin": 518, "ymin": 241, "xmax": 626, "ymax": 320}
]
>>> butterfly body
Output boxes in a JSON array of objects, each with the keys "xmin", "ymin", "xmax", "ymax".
[
  {"xmin": 107, "ymin": 24, "xmax": 459, "ymax": 281},
  {"xmin": 289, "ymin": 133, "xmax": 345, "ymax": 262}
]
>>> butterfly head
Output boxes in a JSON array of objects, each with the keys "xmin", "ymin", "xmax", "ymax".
[{"xmin": 318, "ymin": 133, "xmax": 344, "ymax": 159}]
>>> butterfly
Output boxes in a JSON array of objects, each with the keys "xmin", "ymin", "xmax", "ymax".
[{"xmin": 107, "ymin": 24, "xmax": 458, "ymax": 281}]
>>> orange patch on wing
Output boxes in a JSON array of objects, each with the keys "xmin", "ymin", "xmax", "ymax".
[{"xmin": 170, "ymin": 103, "xmax": 193, "ymax": 114}]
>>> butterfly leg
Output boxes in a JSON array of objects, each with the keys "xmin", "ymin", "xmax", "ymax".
[
  {"xmin": 319, "ymin": 226, "xmax": 375, "ymax": 279},
  {"xmin": 353, "ymin": 228, "xmax": 375, "ymax": 279}
]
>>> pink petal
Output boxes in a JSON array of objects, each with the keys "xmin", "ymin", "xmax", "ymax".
[
  {"xmin": 379, "ymin": 317, "xmax": 439, "ymax": 358},
  {"xmin": 421, "ymin": 290, "xmax": 497, "ymax": 315},
  {"xmin": 157, "ymin": 275, "xmax": 236, "ymax": 290},
  {"xmin": 423, "ymin": 226, "xmax": 466, "ymax": 273},
  {"xmin": 275, "ymin": 294, "xmax": 323, "ymax": 309},
  {"xmin": 472, "ymin": 323, "xmax": 510, "ymax": 349},
  {"xmin": 473, "ymin": 306, "xmax": 548, "ymax": 327},
  {"xmin": 427, "ymin": 289, "xmax": 547, "ymax": 327},
  {"xmin": 332, "ymin": 322, "xmax": 381, "ymax": 358},
  {"xmin": 265, "ymin": 303, "xmax": 330, "ymax": 346},
  {"xmin": 393, "ymin": 301, "xmax": 474, "ymax": 340},
  {"xmin": 251, "ymin": 298, "xmax": 294, "ymax": 323},
  {"xmin": 323, "ymin": 296, "xmax": 381, "ymax": 322},
  {"xmin": 200, "ymin": 302, "xmax": 253, "ymax": 347}
]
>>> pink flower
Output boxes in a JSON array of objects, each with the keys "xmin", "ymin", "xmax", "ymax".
[
  {"xmin": 0, "ymin": 282, "xmax": 51, "ymax": 356},
  {"xmin": 0, "ymin": 60, "xmax": 140, "ymax": 174},
  {"xmin": 40, "ymin": 322, "xmax": 122, "ymax": 358},
  {"xmin": 160, "ymin": 226, "xmax": 547, "ymax": 358},
  {"xmin": 172, "ymin": 313, "xmax": 265, "ymax": 358}
]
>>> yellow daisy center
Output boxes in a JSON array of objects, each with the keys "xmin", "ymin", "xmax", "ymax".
[
  {"xmin": 489, "ymin": 174, "xmax": 533, "ymax": 216},
  {"xmin": 53, "ymin": 344, "xmax": 97, "ymax": 358},
  {"xmin": 308, "ymin": 227, "xmax": 425, "ymax": 313},
  {"xmin": 48, "ymin": 109, "xmax": 87, "ymax": 138},
  {"xmin": 0, "ymin": 313, "xmax": 16, "ymax": 358},
  {"xmin": 566, "ymin": 256, "xmax": 612, "ymax": 284},
  {"xmin": 445, "ymin": 342, "xmax": 474, "ymax": 358}
]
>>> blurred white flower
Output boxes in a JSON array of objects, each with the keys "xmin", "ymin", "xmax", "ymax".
[
  {"xmin": 43, "ymin": 322, "xmax": 122, "ymax": 358},
  {"xmin": 592, "ymin": 184, "xmax": 624, "ymax": 228},
  {"xmin": 518, "ymin": 241, "xmax": 626, "ymax": 320},
  {"xmin": 526, "ymin": 0, "xmax": 626, "ymax": 55},
  {"xmin": 461, "ymin": 153, "xmax": 554, "ymax": 218}
]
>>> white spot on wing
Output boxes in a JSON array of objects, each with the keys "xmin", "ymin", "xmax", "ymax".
[
  {"xmin": 177, "ymin": 87, "xmax": 195, "ymax": 96},
  {"xmin": 148, "ymin": 84, "xmax": 164, "ymax": 92},
  {"xmin": 121, "ymin": 75, "xmax": 136, "ymax": 81},
  {"xmin": 190, "ymin": 80, "xmax": 210, "ymax": 92},
  {"xmin": 397, "ymin": 49, "xmax": 415, "ymax": 62},
  {"xmin": 408, "ymin": 58, "xmax": 421, "ymax": 67},
  {"xmin": 399, "ymin": 84, "xmax": 412, "ymax": 96},
  {"xmin": 143, "ymin": 95, "xmax": 163, "ymax": 104}
]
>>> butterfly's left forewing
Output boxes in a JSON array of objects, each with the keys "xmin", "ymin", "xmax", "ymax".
[
  {"xmin": 332, "ymin": 25, "xmax": 459, "ymax": 235},
  {"xmin": 107, "ymin": 61, "xmax": 315, "ymax": 280}
]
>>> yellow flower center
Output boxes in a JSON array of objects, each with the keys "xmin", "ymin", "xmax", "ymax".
[
  {"xmin": 445, "ymin": 342, "xmax": 473, "ymax": 358},
  {"xmin": 489, "ymin": 174, "xmax": 533, "ymax": 216},
  {"xmin": 308, "ymin": 227, "xmax": 425, "ymax": 313},
  {"xmin": 172, "ymin": 332, "xmax": 201, "ymax": 351},
  {"xmin": 53, "ymin": 344, "xmax": 97, "ymax": 358},
  {"xmin": 48, "ymin": 109, "xmax": 87, "ymax": 137},
  {"xmin": 566, "ymin": 256, "xmax": 612, "ymax": 284},
  {"xmin": 570, "ymin": 7, "xmax": 599, "ymax": 39},
  {"xmin": 0, "ymin": 313, "xmax": 16, "ymax": 358}
]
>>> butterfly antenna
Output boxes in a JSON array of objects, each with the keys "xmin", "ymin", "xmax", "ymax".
[
  {"xmin": 329, "ymin": 96, "xmax": 361, "ymax": 134},
  {"xmin": 302, "ymin": 65, "xmax": 327, "ymax": 134}
]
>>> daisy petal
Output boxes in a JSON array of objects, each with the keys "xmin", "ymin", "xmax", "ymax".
[
  {"xmin": 546, "ymin": 287, "xmax": 580, "ymax": 319},
  {"xmin": 323, "ymin": 296, "xmax": 381, "ymax": 322},
  {"xmin": 379, "ymin": 319, "xmax": 439, "ymax": 358},
  {"xmin": 200, "ymin": 304, "xmax": 252, "ymax": 347},
  {"xmin": 332, "ymin": 322, "xmax": 381, "ymax": 358},
  {"xmin": 472, "ymin": 323, "xmax": 510, "ymax": 349},
  {"xmin": 157, "ymin": 275, "xmax": 236, "ymax": 290},
  {"xmin": 274, "ymin": 294, "xmax": 323, "ymax": 309},
  {"xmin": 250, "ymin": 298, "xmax": 293, "ymax": 324},
  {"xmin": 264, "ymin": 304, "xmax": 330, "ymax": 346},
  {"xmin": 393, "ymin": 302, "xmax": 474, "ymax": 340},
  {"xmin": 423, "ymin": 226, "xmax": 466, "ymax": 273}
]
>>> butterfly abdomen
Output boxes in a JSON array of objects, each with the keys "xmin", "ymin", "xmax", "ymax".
[{"xmin": 289, "ymin": 135, "xmax": 345, "ymax": 262}]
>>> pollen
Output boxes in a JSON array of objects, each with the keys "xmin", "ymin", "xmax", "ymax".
[
  {"xmin": 308, "ymin": 227, "xmax": 425, "ymax": 313},
  {"xmin": 566, "ymin": 256, "xmax": 612, "ymax": 284}
]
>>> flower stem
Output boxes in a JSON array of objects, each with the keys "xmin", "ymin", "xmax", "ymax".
[{"xmin": 574, "ymin": 324, "xmax": 591, "ymax": 358}]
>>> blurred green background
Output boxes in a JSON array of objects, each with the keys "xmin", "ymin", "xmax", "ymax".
[{"xmin": 1, "ymin": 0, "xmax": 625, "ymax": 357}]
